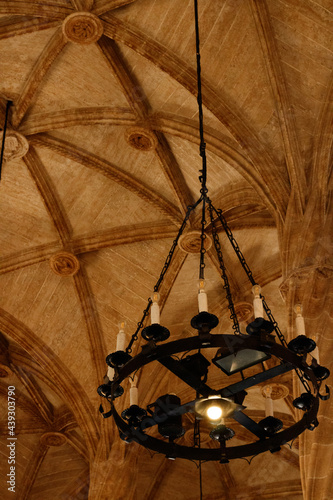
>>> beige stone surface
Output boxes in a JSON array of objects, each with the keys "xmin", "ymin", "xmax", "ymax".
[{"xmin": 0, "ymin": 0, "xmax": 332, "ymax": 499}]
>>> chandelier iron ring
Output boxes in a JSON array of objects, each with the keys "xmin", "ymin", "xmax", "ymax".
[{"xmin": 108, "ymin": 333, "xmax": 321, "ymax": 461}]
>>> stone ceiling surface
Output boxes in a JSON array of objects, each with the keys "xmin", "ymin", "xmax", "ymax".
[{"xmin": 0, "ymin": 0, "xmax": 332, "ymax": 499}]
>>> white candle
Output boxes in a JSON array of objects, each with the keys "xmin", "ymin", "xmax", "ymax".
[
  {"xmin": 116, "ymin": 322, "xmax": 126, "ymax": 351},
  {"xmin": 294, "ymin": 304, "xmax": 306, "ymax": 336},
  {"xmin": 151, "ymin": 292, "xmax": 160, "ymax": 324},
  {"xmin": 151, "ymin": 303, "xmax": 160, "ymax": 324},
  {"xmin": 265, "ymin": 397, "xmax": 274, "ymax": 417},
  {"xmin": 295, "ymin": 316, "xmax": 305, "ymax": 336},
  {"xmin": 198, "ymin": 290, "xmax": 208, "ymax": 312},
  {"xmin": 107, "ymin": 366, "xmax": 114, "ymax": 381},
  {"xmin": 263, "ymin": 386, "xmax": 274, "ymax": 417},
  {"xmin": 252, "ymin": 285, "xmax": 263, "ymax": 318},
  {"xmin": 198, "ymin": 279, "xmax": 208, "ymax": 312},
  {"xmin": 130, "ymin": 386, "xmax": 138, "ymax": 406}
]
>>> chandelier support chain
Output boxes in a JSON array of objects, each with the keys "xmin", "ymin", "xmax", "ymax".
[
  {"xmin": 208, "ymin": 200, "xmax": 241, "ymax": 335},
  {"xmin": 126, "ymin": 300, "xmax": 152, "ymax": 355},
  {"xmin": 125, "ymin": 200, "xmax": 200, "ymax": 354},
  {"xmin": 211, "ymin": 204, "xmax": 287, "ymax": 339},
  {"xmin": 211, "ymin": 205, "xmax": 257, "ymax": 286},
  {"xmin": 153, "ymin": 201, "xmax": 200, "ymax": 292},
  {"xmin": 209, "ymin": 203, "xmax": 313, "ymax": 392}
]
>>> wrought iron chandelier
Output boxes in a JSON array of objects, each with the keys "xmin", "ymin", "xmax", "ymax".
[{"xmin": 97, "ymin": 0, "xmax": 329, "ymax": 466}]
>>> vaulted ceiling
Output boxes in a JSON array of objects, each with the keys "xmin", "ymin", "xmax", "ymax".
[{"xmin": 0, "ymin": 1, "xmax": 332, "ymax": 499}]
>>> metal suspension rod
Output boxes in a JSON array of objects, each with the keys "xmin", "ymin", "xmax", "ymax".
[
  {"xmin": 0, "ymin": 100, "xmax": 12, "ymax": 181},
  {"xmin": 194, "ymin": 0, "xmax": 208, "ymax": 284},
  {"xmin": 194, "ymin": 0, "xmax": 207, "ymax": 194}
]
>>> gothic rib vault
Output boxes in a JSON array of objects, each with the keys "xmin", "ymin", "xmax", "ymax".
[{"xmin": 0, "ymin": 1, "xmax": 332, "ymax": 499}]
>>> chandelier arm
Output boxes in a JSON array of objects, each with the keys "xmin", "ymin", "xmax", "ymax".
[
  {"xmin": 231, "ymin": 411, "xmax": 267, "ymax": 440},
  {"xmin": 125, "ymin": 199, "xmax": 201, "ymax": 354},
  {"xmin": 219, "ymin": 362, "xmax": 294, "ymax": 399},
  {"xmin": 158, "ymin": 356, "xmax": 213, "ymax": 398},
  {"xmin": 0, "ymin": 100, "xmax": 12, "ymax": 181},
  {"xmin": 208, "ymin": 200, "xmax": 241, "ymax": 335}
]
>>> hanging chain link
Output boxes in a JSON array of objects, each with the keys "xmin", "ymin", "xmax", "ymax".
[
  {"xmin": 154, "ymin": 199, "xmax": 201, "ymax": 292},
  {"xmin": 126, "ymin": 299, "xmax": 152, "ymax": 354},
  {"xmin": 260, "ymin": 295, "xmax": 288, "ymax": 348},
  {"xmin": 208, "ymin": 200, "xmax": 241, "ymax": 335},
  {"xmin": 125, "ymin": 200, "xmax": 201, "ymax": 354},
  {"xmin": 211, "ymin": 205, "xmax": 256, "ymax": 286}
]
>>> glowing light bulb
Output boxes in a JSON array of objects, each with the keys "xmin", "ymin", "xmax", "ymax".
[{"xmin": 207, "ymin": 405, "xmax": 222, "ymax": 421}]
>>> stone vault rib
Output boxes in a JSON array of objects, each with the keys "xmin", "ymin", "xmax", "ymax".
[
  {"xmin": 0, "ymin": 1, "xmax": 73, "ymax": 19},
  {"xmin": 23, "ymin": 147, "xmax": 72, "ymax": 244},
  {"xmin": 0, "ymin": 309, "xmax": 100, "ymax": 457},
  {"xmin": 12, "ymin": 27, "xmax": 68, "ymax": 128},
  {"xmin": 21, "ymin": 108, "xmax": 278, "ymax": 217},
  {"xmin": 101, "ymin": 13, "xmax": 291, "ymax": 220},
  {"xmin": 97, "ymin": 36, "xmax": 195, "ymax": 215},
  {"xmin": 250, "ymin": 0, "xmax": 306, "ymax": 215},
  {"xmin": 0, "ymin": 16, "xmax": 61, "ymax": 41},
  {"xmin": 30, "ymin": 133, "xmax": 183, "ymax": 224}
]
